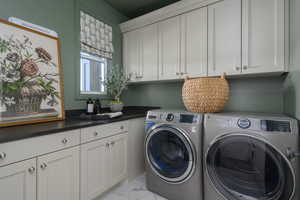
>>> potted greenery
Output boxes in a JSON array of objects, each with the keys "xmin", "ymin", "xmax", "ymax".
[{"xmin": 105, "ymin": 65, "xmax": 130, "ymax": 112}]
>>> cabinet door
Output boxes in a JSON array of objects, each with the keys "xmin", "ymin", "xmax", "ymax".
[
  {"xmin": 159, "ymin": 16, "xmax": 181, "ymax": 80},
  {"xmin": 38, "ymin": 146, "xmax": 80, "ymax": 200},
  {"xmin": 181, "ymin": 7, "xmax": 208, "ymax": 78},
  {"xmin": 123, "ymin": 30, "xmax": 140, "ymax": 82},
  {"xmin": 140, "ymin": 24, "xmax": 159, "ymax": 81},
  {"xmin": 80, "ymin": 138, "xmax": 110, "ymax": 200},
  {"xmin": 242, "ymin": 0, "xmax": 286, "ymax": 74},
  {"xmin": 127, "ymin": 118, "xmax": 146, "ymax": 181},
  {"xmin": 0, "ymin": 159, "xmax": 36, "ymax": 200},
  {"xmin": 208, "ymin": 0, "xmax": 242, "ymax": 76},
  {"xmin": 109, "ymin": 133, "xmax": 128, "ymax": 187}
]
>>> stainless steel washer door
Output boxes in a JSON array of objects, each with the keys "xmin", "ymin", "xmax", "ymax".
[
  {"xmin": 145, "ymin": 125, "xmax": 196, "ymax": 184},
  {"xmin": 206, "ymin": 134, "xmax": 295, "ymax": 200}
]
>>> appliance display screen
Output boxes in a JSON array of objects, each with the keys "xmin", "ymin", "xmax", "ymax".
[
  {"xmin": 180, "ymin": 114, "xmax": 194, "ymax": 123},
  {"xmin": 148, "ymin": 115, "xmax": 157, "ymax": 119},
  {"xmin": 261, "ymin": 120, "xmax": 291, "ymax": 132}
]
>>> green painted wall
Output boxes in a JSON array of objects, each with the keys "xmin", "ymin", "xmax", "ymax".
[
  {"xmin": 79, "ymin": 0, "xmax": 128, "ymax": 69},
  {"xmin": 122, "ymin": 77, "xmax": 285, "ymax": 113},
  {"xmin": 0, "ymin": 0, "xmax": 288, "ymax": 113},
  {"xmin": 283, "ymin": 0, "xmax": 300, "ymax": 119},
  {"xmin": 0, "ymin": 0, "xmax": 128, "ymax": 110}
]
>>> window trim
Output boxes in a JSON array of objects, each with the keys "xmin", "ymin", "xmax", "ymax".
[{"xmin": 81, "ymin": 52, "xmax": 106, "ymax": 63}]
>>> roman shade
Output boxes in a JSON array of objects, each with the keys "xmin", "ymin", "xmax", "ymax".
[{"xmin": 80, "ymin": 11, "xmax": 113, "ymax": 59}]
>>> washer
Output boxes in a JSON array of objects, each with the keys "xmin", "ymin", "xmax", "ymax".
[
  {"xmin": 203, "ymin": 113, "xmax": 300, "ymax": 200},
  {"xmin": 145, "ymin": 110, "xmax": 204, "ymax": 200}
]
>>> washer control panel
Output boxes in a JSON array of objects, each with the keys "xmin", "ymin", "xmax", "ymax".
[{"xmin": 146, "ymin": 111, "xmax": 202, "ymax": 125}]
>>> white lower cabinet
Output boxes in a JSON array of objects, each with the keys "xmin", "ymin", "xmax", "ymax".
[
  {"xmin": 0, "ymin": 122, "xmax": 131, "ymax": 200},
  {"xmin": 0, "ymin": 158, "xmax": 36, "ymax": 200},
  {"xmin": 80, "ymin": 137, "xmax": 110, "ymax": 200},
  {"xmin": 109, "ymin": 134, "xmax": 128, "ymax": 187},
  {"xmin": 37, "ymin": 146, "xmax": 80, "ymax": 200},
  {"xmin": 0, "ymin": 146, "xmax": 80, "ymax": 200},
  {"xmin": 81, "ymin": 133, "xmax": 128, "ymax": 200},
  {"xmin": 127, "ymin": 118, "xmax": 146, "ymax": 181}
]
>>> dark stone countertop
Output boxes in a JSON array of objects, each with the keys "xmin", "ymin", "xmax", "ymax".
[{"xmin": 0, "ymin": 107, "xmax": 158, "ymax": 144}]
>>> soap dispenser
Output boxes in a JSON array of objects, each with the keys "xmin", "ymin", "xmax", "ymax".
[
  {"xmin": 86, "ymin": 98, "xmax": 94, "ymax": 115},
  {"xmin": 94, "ymin": 99, "xmax": 102, "ymax": 114}
]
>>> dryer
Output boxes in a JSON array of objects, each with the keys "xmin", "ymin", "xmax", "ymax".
[
  {"xmin": 145, "ymin": 110, "xmax": 204, "ymax": 200},
  {"xmin": 203, "ymin": 113, "xmax": 299, "ymax": 200}
]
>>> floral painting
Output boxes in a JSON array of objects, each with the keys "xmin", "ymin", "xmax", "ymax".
[{"xmin": 0, "ymin": 19, "xmax": 64, "ymax": 127}]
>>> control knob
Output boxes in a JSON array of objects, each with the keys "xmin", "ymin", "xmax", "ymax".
[{"xmin": 166, "ymin": 114, "xmax": 175, "ymax": 122}]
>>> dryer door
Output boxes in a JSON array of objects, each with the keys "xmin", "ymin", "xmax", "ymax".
[
  {"xmin": 206, "ymin": 134, "xmax": 295, "ymax": 200},
  {"xmin": 145, "ymin": 125, "xmax": 196, "ymax": 184}
]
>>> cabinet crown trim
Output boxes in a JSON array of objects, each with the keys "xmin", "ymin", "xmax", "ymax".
[{"xmin": 120, "ymin": 0, "xmax": 221, "ymax": 33}]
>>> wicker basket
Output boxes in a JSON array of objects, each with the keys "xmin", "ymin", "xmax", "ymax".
[{"xmin": 182, "ymin": 74, "xmax": 229, "ymax": 113}]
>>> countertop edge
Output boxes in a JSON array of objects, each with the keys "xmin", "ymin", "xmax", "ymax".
[{"xmin": 0, "ymin": 107, "xmax": 158, "ymax": 144}]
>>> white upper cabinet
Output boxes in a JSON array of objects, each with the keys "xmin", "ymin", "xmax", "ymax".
[
  {"xmin": 242, "ymin": 0, "xmax": 287, "ymax": 74},
  {"xmin": 123, "ymin": 29, "xmax": 140, "ymax": 82},
  {"xmin": 140, "ymin": 24, "xmax": 159, "ymax": 81},
  {"xmin": 208, "ymin": 0, "xmax": 242, "ymax": 76},
  {"xmin": 158, "ymin": 16, "xmax": 181, "ymax": 80},
  {"xmin": 124, "ymin": 8, "xmax": 208, "ymax": 82},
  {"xmin": 157, "ymin": 8, "xmax": 209, "ymax": 80},
  {"xmin": 123, "ymin": 25, "xmax": 159, "ymax": 82},
  {"xmin": 37, "ymin": 147, "xmax": 80, "ymax": 200},
  {"xmin": 181, "ymin": 7, "xmax": 208, "ymax": 78},
  {"xmin": 0, "ymin": 159, "xmax": 36, "ymax": 200},
  {"xmin": 121, "ymin": 0, "xmax": 288, "ymax": 80}
]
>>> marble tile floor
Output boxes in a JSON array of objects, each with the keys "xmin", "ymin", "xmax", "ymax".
[{"xmin": 97, "ymin": 175, "xmax": 168, "ymax": 200}]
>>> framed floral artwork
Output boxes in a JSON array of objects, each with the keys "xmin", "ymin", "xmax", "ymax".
[{"xmin": 0, "ymin": 19, "xmax": 65, "ymax": 127}]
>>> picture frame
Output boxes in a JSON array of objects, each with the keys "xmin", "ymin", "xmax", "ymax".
[{"xmin": 0, "ymin": 19, "xmax": 65, "ymax": 127}]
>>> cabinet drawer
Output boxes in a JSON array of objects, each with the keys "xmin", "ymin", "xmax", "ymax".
[
  {"xmin": 81, "ymin": 121, "xmax": 129, "ymax": 143},
  {"xmin": 0, "ymin": 130, "xmax": 80, "ymax": 167}
]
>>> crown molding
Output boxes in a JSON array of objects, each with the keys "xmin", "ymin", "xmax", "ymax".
[{"xmin": 120, "ymin": 0, "xmax": 222, "ymax": 33}]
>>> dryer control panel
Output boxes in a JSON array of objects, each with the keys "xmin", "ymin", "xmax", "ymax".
[
  {"xmin": 206, "ymin": 113, "xmax": 298, "ymax": 135},
  {"xmin": 235, "ymin": 118, "xmax": 292, "ymax": 133}
]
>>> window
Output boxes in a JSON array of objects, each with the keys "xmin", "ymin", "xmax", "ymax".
[
  {"xmin": 80, "ymin": 11, "xmax": 114, "ymax": 96},
  {"xmin": 80, "ymin": 52, "xmax": 106, "ymax": 94}
]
